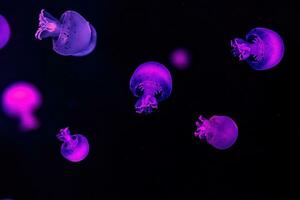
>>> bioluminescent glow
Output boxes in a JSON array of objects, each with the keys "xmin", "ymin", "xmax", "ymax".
[
  {"xmin": 170, "ymin": 48, "xmax": 190, "ymax": 70},
  {"xmin": 2, "ymin": 82, "xmax": 42, "ymax": 132},
  {"xmin": 231, "ymin": 27, "xmax": 284, "ymax": 70},
  {"xmin": 194, "ymin": 115, "xmax": 238, "ymax": 150},
  {"xmin": 57, "ymin": 127, "xmax": 89, "ymax": 162},
  {"xmin": 0, "ymin": 14, "xmax": 11, "ymax": 49},
  {"xmin": 130, "ymin": 61, "xmax": 173, "ymax": 114},
  {"xmin": 35, "ymin": 9, "xmax": 97, "ymax": 56}
]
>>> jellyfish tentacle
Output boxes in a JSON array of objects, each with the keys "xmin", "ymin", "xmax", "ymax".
[
  {"xmin": 35, "ymin": 9, "xmax": 61, "ymax": 40},
  {"xmin": 231, "ymin": 38, "xmax": 251, "ymax": 61},
  {"xmin": 134, "ymin": 81, "xmax": 161, "ymax": 114},
  {"xmin": 194, "ymin": 115, "xmax": 209, "ymax": 139}
]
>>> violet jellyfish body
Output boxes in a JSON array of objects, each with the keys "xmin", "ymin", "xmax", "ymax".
[
  {"xmin": 35, "ymin": 9, "xmax": 97, "ymax": 56},
  {"xmin": 2, "ymin": 82, "xmax": 42, "ymax": 132},
  {"xmin": 57, "ymin": 127, "xmax": 89, "ymax": 162},
  {"xmin": 0, "ymin": 14, "xmax": 11, "ymax": 49},
  {"xmin": 194, "ymin": 115, "xmax": 238, "ymax": 150},
  {"xmin": 170, "ymin": 48, "xmax": 191, "ymax": 70},
  {"xmin": 130, "ymin": 61, "xmax": 172, "ymax": 114},
  {"xmin": 231, "ymin": 27, "xmax": 284, "ymax": 70}
]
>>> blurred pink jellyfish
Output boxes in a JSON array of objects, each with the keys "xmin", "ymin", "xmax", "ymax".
[
  {"xmin": 57, "ymin": 127, "xmax": 90, "ymax": 162},
  {"xmin": 2, "ymin": 82, "xmax": 42, "ymax": 132},
  {"xmin": 0, "ymin": 14, "xmax": 11, "ymax": 49},
  {"xmin": 170, "ymin": 48, "xmax": 191, "ymax": 70},
  {"xmin": 194, "ymin": 115, "xmax": 238, "ymax": 150}
]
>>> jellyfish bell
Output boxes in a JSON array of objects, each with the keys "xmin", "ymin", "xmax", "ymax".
[
  {"xmin": 129, "ymin": 61, "xmax": 173, "ymax": 114},
  {"xmin": 57, "ymin": 127, "xmax": 89, "ymax": 162},
  {"xmin": 194, "ymin": 115, "xmax": 238, "ymax": 150},
  {"xmin": 0, "ymin": 14, "xmax": 11, "ymax": 49},
  {"xmin": 231, "ymin": 27, "xmax": 284, "ymax": 70},
  {"xmin": 35, "ymin": 9, "xmax": 97, "ymax": 56},
  {"xmin": 170, "ymin": 48, "xmax": 191, "ymax": 70},
  {"xmin": 2, "ymin": 82, "xmax": 42, "ymax": 132}
]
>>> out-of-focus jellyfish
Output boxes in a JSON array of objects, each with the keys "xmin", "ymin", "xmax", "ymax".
[
  {"xmin": 35, "ymin": 9, "xmax": 97, "ymax": 56},
  {"xmin": 170, "ymin": 48, "xmax": 191, "ymax": 70},
  {"xmin": 231, "ymin": 27, "xmax": 284, "ymax": 70},
  {"xmin": 2, "ymin": 82, "xmax": 42, "ymax": 132},
  {"xmin": 129, "ymin": 61, "xmax": 172, "ymax": 114},
  {"xmin": 57, "ymin": 127, "xmax": 89, "ymax": 162},
  {"xmin": 194, "ymin": 115, "xmax": 238, "ymax": 150},
  {"xmin": 0, "ymin": 14, "xmax": 11, "ymax": 49}
]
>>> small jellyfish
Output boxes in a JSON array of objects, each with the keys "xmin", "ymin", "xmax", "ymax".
[
  {"xmin": 129, "ymin": 61, "xmax": 173, "ymax": 114},
  {"xmin": 231, "ymin": 27, "xmax": 284, "ymax": 70},
  {"xmin": 170, "ymin": 48, "xmax": 191, "ymax": 70},
  {"xmin": 35, "ymin": 9, "xmax": 97, "ymax": 56},
  {"xmin": 0, "ymin": 14, "xmax": 11, "ymax": 49},
  {"xmin": 2, "ymin": 82, "xmax": 42, "ymax": 132},
  {"xmin": 194, "ymin": 115, "xmax": 238, "ymax": 150},
  {"xmin": 57, "ymin": 127, "xmax": 89, "ymax": 162}
]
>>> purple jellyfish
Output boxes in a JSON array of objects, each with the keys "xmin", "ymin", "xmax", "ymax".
[
  {"xmin": 170, "ymin": 48, "xmax": 191, "ymax": 70},
  {"xmin": 194, "ymin": 115, "xmax": 238, "ymax": 150},
  {"xmin": 35, "ymin": 9, "xmax": 97, "ymax": 56},
  {"xmin": 57, "ymin": 127, "xmax": 90, "ymax": 162},
  {"xmin": 231, "ymin": 27, "xmax": 284, "ymax": 70},
  {"xmin": 0, "ymin": 14, "xmax": 11, "ymax": 49},
  {"xmin": 129, "ymin": 61, "xmax": 173, "ymax": 114},
  {"xmin": 2, "ymin": 82, "xmax": 42, "ymax": 132}
]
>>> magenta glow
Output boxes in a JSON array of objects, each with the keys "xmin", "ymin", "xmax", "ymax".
[
  {"xmin": 170, "ymin": 48, "xmax": 191, "ymax": 69},
  {"xmin": 0, "ymin": 15, "xmax": 11, "ymax": 49},
  {"xmin": 2, "ymin": 82, "xmax": 42, "ymax": 132},
  {"xmin": 57, "ymin": 127, "xmax": 90, "ymax": 162},
  {"xmin": 194, "ymin": 115, "xmax": 238, "ymax": 150}
]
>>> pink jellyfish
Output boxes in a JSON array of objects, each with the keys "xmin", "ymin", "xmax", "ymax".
[
  {"xmin": 2, "ymin": 82, "xmax": 42, "ymax": 132},
  {"xmin": 231, "ymin": 27, "xmax": 285, "ymax": 70},
  {"xmin": 0, "ymin": 14, "xmax": 11, "ymax": 49},
  {"xmin": 169, "ymin": 48, "xmax": 191, "ymax": 70},
  {"xmin": 57, "ymin": 127, "xmax": 90, "ymax": 162},
  {"xmin": 194, "ymin": 115, "xmax": 238, "ymax": 150}
]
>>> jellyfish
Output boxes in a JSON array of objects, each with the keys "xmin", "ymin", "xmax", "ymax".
[
  {"xmin": 170, "ymin": 48, "xmax": 191, "ymax": 70},
  {"xmin": 57, "ymin": 127, "xmax": 89, "ymax": 162},
  {"xmin": 129, "ymin": 61, "xmax": 173, "ymax": 114},
  {"xmin": 231, "ymin": 27, "xmax": 284, "ymax": 70},
  {"xmin": 35, "ymin": 9, "xmax": 97, "ymax": 56},
  {"xmin": 2, "ymin": 82, "xmax": 42, "ymax": 132},
  {"xmin": 0, "ymin": 14, "xmax": 11, "ymax": 49},
  {"xmin": 194, "ymin": 115, "xmax": 238, "ymax": 150}
]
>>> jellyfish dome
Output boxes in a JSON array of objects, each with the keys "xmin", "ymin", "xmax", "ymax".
[
  {"xmin": 2, "ymin": 82, "xmax": 42, "ymax": 132},
  {"xmin": 57, "ymin": 127, "xmax": 89, "ymax": 162},
  {"xmin": 35, "ymin": 9, "xmax": 97, "ymax": 56},
  {"xmin": 0, "ymin": 14, "xmax": 11, "ymax": 49},
  {"xmin": 194, "ymin": 115, "xmax": 238, "ymax": 150},
  {"xmin": 170, "ymin": 48, "xmax": 191, "ymax": 70},
  {"xmin": 129, "ymin": 61, "xmax": 173, "ymax": 114},
  {"xmin": 231, "ymin": 27, "xmax": 284, "ymax": 70}
]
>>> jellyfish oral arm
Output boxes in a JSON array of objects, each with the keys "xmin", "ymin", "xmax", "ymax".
[
  {"xmin": 35, "ymin": 9, "xmax": 61, "ymax": 40},
  {"xmin": 194, "ymin": 116, "xmax": 209, "ymax": 139},
  {"xmin": 231, "ymin": 37, "xmax": 264, "ymax": 62},
  {"xmin": 19, "ymin": 112, "xmax": 39, "ymax": 131},
  {"xmin": 135, "ymin": 81, "xmax": 161, "ymax": 114}
]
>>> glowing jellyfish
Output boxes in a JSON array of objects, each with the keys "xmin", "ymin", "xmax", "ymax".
[
  {"xmin": 0, "ymin": 14, "xmax": 11, "ymax": 49},
  {"xmin": 231, "ymin": 27, "xmax": 284, "ymax": 70},
  {"xmin": 194, "ymin": 115, "xmax": 238, "ymax": 150},
  {"xmin": 170, "ymin": 48, "xmax": 191, "ymax": 70},
  {"xmin": 35, "ymin": 9, "xmax": 97, "ymax": 56},
  {"xmin": 57, "ymin": 127, "xmax": 89, "ymax": 162},
  {"xmin": 2, "ymin": 82, "xmax": 42, "ymax": 132},
  {"xmin": 129, "ymin": 61, "xmax": 172, "ymax": 114}
]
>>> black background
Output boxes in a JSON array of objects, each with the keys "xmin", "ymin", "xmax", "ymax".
[{"xmin": 0, "ymin": 0, "xmax": 299, "ymax": 199}]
